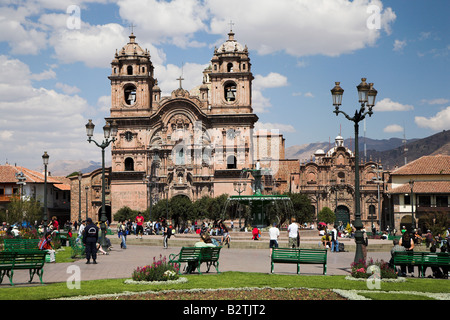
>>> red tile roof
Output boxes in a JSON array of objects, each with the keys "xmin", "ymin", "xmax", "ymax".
[
  {"xmin": 0, "ymin": 164, "xmax": 70, "ymax": 190},
  {"xmin": 391, "ymin": 155, "xmax": 450, "ymax": 175},
  {"xmin": 389, "ymin": 181, "xmax": 450, "ymax": 194}
]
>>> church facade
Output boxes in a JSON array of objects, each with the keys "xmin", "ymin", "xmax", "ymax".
[
  {"xmin": 103, "ymin": 30, "xmax": 281, "ymax": 217},
  {"xmin": 69, "ymin": 31, "xmax": 391, "ymax": 231}
]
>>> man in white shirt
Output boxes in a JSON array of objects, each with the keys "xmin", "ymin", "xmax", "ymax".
[
  {"xmin": 269, "ymin": 223, "xmax": 280, "ymax": 255},
  {"xmin": 288, "ymin": 217, "xmax": 299, "ymax": 248}
]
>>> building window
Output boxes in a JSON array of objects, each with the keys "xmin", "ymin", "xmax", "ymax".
[
  {"xmin": 369, "ymin": 205, "xmax": 376, "ymax": 217},
  {"xmin": 227, "ymin": 63, "xmax": 233, "ymax": 72},
  {"xmin": 404, "ymin": 194, "xmax": 411, "ymax": 205},
  {"xmin": 125, "ymin": 158, "xmax": 134, "ymax": 171},
  {"xmin": 418, "ymin": 195, "xmax": 431, "ymax": 207},
  {"xmin": 436, "ymin": 196, "xmax": 448, "ymax": 207},
  {"xmin": 124, "ymin": 84, "xmax": 137, "ymax": 105},
  {"xmin": 127, "ymin": 65, "xmax": 133, "ymax": 75},
  {"xmin": 224, "ymin": 82, "xmax": 236, "ymax": 102},
  {"xmin": 227, "ymin": 155, "xmax": 237, "ymax": 169},
  {"xmin": 125, "ymin": 131, "xmax": 133, "ymax": 142}
]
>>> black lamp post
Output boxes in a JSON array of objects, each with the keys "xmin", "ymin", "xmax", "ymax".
[
  {"xmin": 233, "ymin": 181, "xmax": 247, "ymax": 229},
  {"xmin": 331, "ymin": 78, "xmax": 378, "ymax": 263},
  {"xmin": 42, "ymin": 152, "xmax": 49, "ymax": 231},
  {"xmin": 409, "ymin": 179, "xmax": 415, "ymax": 231},
  {"xmin": 85, "ymin": 119, "xmax": 118, "ymax": 248},
  {"xmin": 78, "ymin": 172, "xmax": 82, "ymax": 225}
]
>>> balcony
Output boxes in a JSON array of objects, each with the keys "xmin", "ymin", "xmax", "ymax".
[{"xmin": 0, "ymin": 195, "xmax": 14, "ymax": 203}]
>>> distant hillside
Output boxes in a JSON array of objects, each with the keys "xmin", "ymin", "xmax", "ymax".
[
  {"xmin": 285, "ymin": 137, "xmax": 417, "ymax": 162},
  {"xmin": 366, "ymin": 130, "xmax": 450, "ymax": 169},
  {"xmin": 285, "ymin": 130, "xmax": 450, "ymax": 170},
  {"xmin": 45, "ymin": 160, "xmax": 103, "ymax": 177}
]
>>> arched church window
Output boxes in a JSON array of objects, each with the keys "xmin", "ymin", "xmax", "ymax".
[
  {"xmin": 125, "ymin": 158, "xmax": 134, "ymax": 171},
  {"xmin": 369, "ymin": 205, "xmax": 376, "ymax": 217},
  {"xmin": 125, "ymin": 131, "xmax": 133, "ymax": 142},
  {"xmin": 224, "ymin": 82, "xmax": 236, "ymax": 102},
  {"xmin": 227, "ymin": 63, "xmax": 233, "ymax": 72},
  {"xmin": 175, "ymin": 148, "xmax": 185, "ymax": 165},
  {"xmin": 227, "ymin": 155, "xmax": 237, "ymax": 169},
  {"xmin": 127, "ymin": 65, "xmax": 133, "ymax": 75},
  {"xmin": 124, "ymin": 84, "xmax": 137, "ymax": 105}
]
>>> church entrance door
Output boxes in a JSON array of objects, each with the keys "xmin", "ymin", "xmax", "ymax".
[{"xmin": 335, "ymin": 205, "xmax": 350, "ymax": 227}]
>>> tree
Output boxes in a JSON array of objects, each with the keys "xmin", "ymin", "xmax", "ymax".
[
  {"xmin": 6, "ymin": 196, "xmax": 42, "ymax": 225},
  {"xmin": 318, "ymin": 207, "xmax": 336, "ymax": 225},
  {"xmin": 169, "ymin": 195, "xmax": 192, "ymax": 229},
  {"xmin": 286, "ymin": 193, "xmax": 315, "ymax": 225},
  {"xmin": 113, "ymin": 206, "xmax": 140, "ymax": 222}
]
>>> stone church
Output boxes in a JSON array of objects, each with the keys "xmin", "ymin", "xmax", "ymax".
[
  {"xmin": 99, "ymin": 30, "xmax": 285, "ymax": 218},
  {"xmin": 70, "ymin": 30, "xmax": 387, "ymax": 230}
]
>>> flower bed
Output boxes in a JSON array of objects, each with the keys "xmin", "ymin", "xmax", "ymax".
[
  {"xmin": 131, "ymin": 255, "xmax": 180, "ymax": 282},
  {"xmin": 350, "ymin": 258, "xmax": 398, "ymax": 279}
]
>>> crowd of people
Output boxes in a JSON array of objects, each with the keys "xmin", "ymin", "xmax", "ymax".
[{"xmin": 389, "ymin": 226, "xmax": 450, "ymax": 278}]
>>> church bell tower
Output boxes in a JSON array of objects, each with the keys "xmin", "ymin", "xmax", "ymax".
[{"xmin": 109, "ymin": 32, "xmax": 155, "ymax": 117}]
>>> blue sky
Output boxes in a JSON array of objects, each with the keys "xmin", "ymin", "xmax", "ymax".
[{"xmin": 0, "ymin": 0, "xmax": 449, "ymax": 171}]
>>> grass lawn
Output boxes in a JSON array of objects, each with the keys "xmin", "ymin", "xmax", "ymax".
[{"xmin": 0, "ymin": 271, "xmax": 448, "ymax": 300}]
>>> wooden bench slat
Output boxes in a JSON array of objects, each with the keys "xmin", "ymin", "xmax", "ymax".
[
  {"xmin": 392, "ymin": 251, "xmax": 450, "ymax": 277},
  {"xmin": 169, "ymin": 246, "xmax": 221, "ymax": 274},
  {"xmin": 0, "ymin": 250, "xmax": 46, "ymax": 286},
  {"xmin": 271, "ymin": 248, "xmax": 327, "ymax": 275}
]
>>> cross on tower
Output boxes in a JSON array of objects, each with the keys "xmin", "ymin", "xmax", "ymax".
[
  {"xmin": 177, "ymin": 76, "xmax": 184, "ymax": 89},
  {"xmin": 129, "ymin": 23, "xmax": 136, "ymax": 34},
  {"xmin": 229, "ymin": 20, "xmax": 235, "ymax": 32}
]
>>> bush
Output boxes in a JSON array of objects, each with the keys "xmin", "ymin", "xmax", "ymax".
[
  {"xmin": 131, "ymin": 255, "xmax": 180, "ymax": 282},
  {"xmin": 350, "ymin": 258, "xmax": 397, "ymax": 279}
]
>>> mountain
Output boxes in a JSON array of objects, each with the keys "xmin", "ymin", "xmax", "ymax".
[
  {"xmin": 285, "ymin": 130, "xmax": 450, "ymax": 170},
  {"xmin": 45, "ymin": 160, "xmax": 103, "ymax": 177},
  {"xmin": 365, "ymin": 130, "xmax": 450, "ymax": 169}
]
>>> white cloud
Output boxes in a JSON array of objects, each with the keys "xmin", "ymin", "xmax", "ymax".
[
  {"xmin": 55, "ymin": 82, "xmax": 80, "ymax": 94},
  {"xmin": 0, "ymin": 55, "xmax": 97, "ymax": 169},
  {"xmin": 374, "ymin": 98, "xmax": 414, "ymax": 112},
  {"xmin": 393, "ymin": 39, "xmax": 407, "ymax": 52},
  {"xmin": 255, "ymin": 122, "xmax": 296, "ymax": 133},
  {"xmin": 208, "ymin": 0, "xmax": 396, "ymax": 57},
  {"xmin": 421, "ymin": 98, "xmax": 449, "ymax": 105},
  {"xmin": 253, "ymin": 72, "xmax": 288, "ymax": 90},
  {"xmin": 252, "ymin": 72, "xmax": 288, "ymax": 113},
  {"xmin": 383, "ymin": 124, "xmax": 403, "ymax": 133},
  {"xmin": 304, "ymin": 92, "xmax": 314, "ymax": 98},
  {"xmin": 415, "ymin": 106, "xmax": 450, "ymax": 131},
  {"xmin": 117, "ymin": 0, "xmax": 208, "ymax": 47}
]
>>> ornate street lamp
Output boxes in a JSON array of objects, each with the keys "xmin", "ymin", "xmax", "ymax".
[
  {"xmin": 42, "ymin": 151, "xmax": 49, "ymax": 230},
  {"xmin": 331, "ymin": 78, "xmax": 378, "ymax": 263},
  {"xmin": 233, "ymin": 181, "xmax": 247, "ymax": 229},
  {"xmin": 78, "ymin": 172, "xmax": 83, "ymax": 225},
  {"xmin": 409, "ymin": 179, "xmax": 415, "ymax": 231},
  {"xmin": 85, "ymin": 119, "xmax": 118, "ymax": 248}
]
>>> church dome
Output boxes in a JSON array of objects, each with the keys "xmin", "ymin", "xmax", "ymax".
[
  {"xmin": 118, "ymin": 33, "xmax": 149, "ymax": 58},
  {"xmin": 217, "ymin": 31, "xmax": 246, "ymax": 53}
]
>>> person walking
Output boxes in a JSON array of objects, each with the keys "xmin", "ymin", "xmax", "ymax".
[
  {"xmin": 83, "ymin": 218, "xmax": 99, "ymax": 264},
  {"xmin": 76, "ymin": 220, "xmax": 85, "ymax": 243},
  {"xmin": 331, "ymin": 224, "xmax": 339, "ymax": 252},
  {"xmin": 163, "ymin": 222, "xmax": 172, "ymax": 249},
  {"xmin": 135, "ymin": 212, "xmax": 144, "ymax": 239},
  {"xmin": 269, "ymin": 223, "xmax": 280, "ymax": 255},
  {"xmin": 288, "ymin": 217, "xmax": 299, "ymax": 248},
  {"xmin": 118, "ymin": 220, "xmax": 127, "ymax": 249}
]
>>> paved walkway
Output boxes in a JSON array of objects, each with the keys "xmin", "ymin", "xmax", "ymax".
[{"xmin": 7, "ymin": 244, "xmax": 397, "ymax": 286}]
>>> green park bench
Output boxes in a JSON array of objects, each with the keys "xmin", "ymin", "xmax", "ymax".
[
  {"xmin": 271, "ymin": 248, "xmax": 328, "ymax": 275},
  {"xmin": 0, "ymin": 250, "xmax": 47, "ymax": 286},
  {"xmin": 392, "ymin": 251, "xmax": 450, "ymax": 278},
  {"xmin": 4, "ymin": 239, "xmax": 40, "ymax": 251},
  {"xmin": 169, "ymin": 246, "xmax": 222, "ymax": 275}
]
